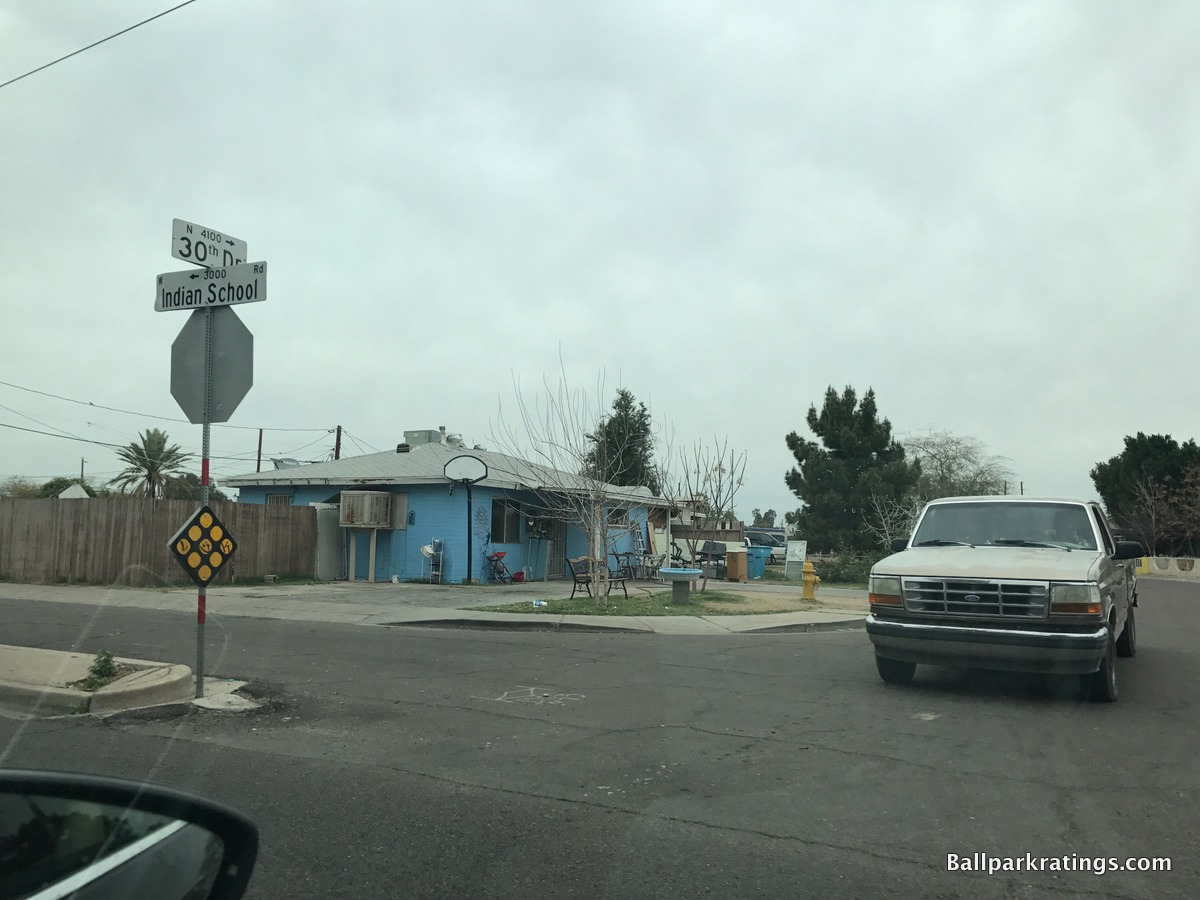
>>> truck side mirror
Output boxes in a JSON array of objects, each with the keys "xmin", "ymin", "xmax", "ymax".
[
  {"xmin": 1113, "ymin": 540, "xmax": 1144, "ymax": 561},
  {"xmin": 890, "ymin": 538, "xmax": 908, "ymax": 553}
]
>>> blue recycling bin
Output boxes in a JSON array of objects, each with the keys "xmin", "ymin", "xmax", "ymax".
[{"xmin": 746, "ymin": 545, "xmax": 771, "ymax": 580}]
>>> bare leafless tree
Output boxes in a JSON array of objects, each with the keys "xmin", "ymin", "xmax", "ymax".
[
  {"xmin": 1135, "ymin": 464, "xmax": 1200, "ymax": 557},
  {"xmin": 862, "ymin": 491, "xmax": 924, "ymax": 550},
  {"xmin": 861, "ymin": 430, "xmax": 1014, "ymax": 551},
  {"xmin": 489, "ymin": 365, "xmax": 643, "ymax": 599},
  {"xmin": 658, "ymin": 437, "xmax": 746, "ymax": 594},
  {"xmin": 1117, "ymin": 474, "xmax": 1172, "ymax": 557},
  {"xmin": 900, "ymin": 430, "xmax": 1015, "ymax": 499}
]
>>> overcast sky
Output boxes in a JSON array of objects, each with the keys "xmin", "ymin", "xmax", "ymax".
[{"xmin": 1, "ymin": 0, "xmax": 1197, "ymax": 520}]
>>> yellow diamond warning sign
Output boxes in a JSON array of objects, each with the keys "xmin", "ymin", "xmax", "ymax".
[{"xmin": 168, "ymin": 505, "xmax": 237, "ymax": 587}]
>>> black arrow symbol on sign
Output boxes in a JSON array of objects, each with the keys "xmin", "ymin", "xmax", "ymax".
[
  {"xmin": 226, "ymin": 239, "xmax": 234, "ymax": 245},
  {"xmin": 189, "ymin": 272, "xmax": 200, "ymax": 280}
]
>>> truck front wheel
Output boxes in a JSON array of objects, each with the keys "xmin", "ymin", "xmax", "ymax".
[
  {"xmin": 1116, "ymin": 604, "xmax": 1136, "ymax": 658},
  {"xmin": 1082, "ymin": 625, "xmax": 1118, "ymax": 702},
  {"xmin": 876, "ymin": 654, "xmax": 916, "ymax": 685}
]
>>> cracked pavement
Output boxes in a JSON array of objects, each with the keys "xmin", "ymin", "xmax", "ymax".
[{"xmin": 1, "ymin": 580, "xmax": 1197, "ymax": 898}]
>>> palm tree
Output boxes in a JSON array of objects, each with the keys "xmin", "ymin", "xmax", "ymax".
[{"xmin": 108, "ymin": 429, "xmax": 190, "ymax": 499}]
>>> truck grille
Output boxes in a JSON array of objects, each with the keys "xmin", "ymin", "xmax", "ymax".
[{"xmin": 902, "ymin": 578, "xmax": 1049, "ymax": 618}]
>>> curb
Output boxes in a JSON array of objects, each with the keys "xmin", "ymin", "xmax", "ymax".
[
  {"xmin": 381, "ymin": 618, "xmax": 651, "ymax": 634},
  {"xmin": 733, "ymin": 618, "xmax": 866, "ymax": 634},
  {"xmin": 0, "ymin": 683, "xmax": 84, "ymax": 715},
  {"xmin": 380, "ymin": 615, "xmax": 866, "ymax": 635},
  {"xmin": 89, "ymin": 664, "xmax": 194, "ymax": 713}
]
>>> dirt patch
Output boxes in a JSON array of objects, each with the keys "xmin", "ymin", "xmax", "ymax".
[
  {"xmin": 67, "ymin": 663, "xmax": 139, "ymax": 692},
  {"xmin": 700, "ymin": 591, "xmax": 867, "ymax": 616}
]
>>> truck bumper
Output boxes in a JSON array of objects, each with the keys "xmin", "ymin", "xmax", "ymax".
[{"xmin": 866, "ymin": 615, "xmax": 1109, "ymax": 675}]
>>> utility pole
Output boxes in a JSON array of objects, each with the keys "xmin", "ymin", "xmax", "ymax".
[
  {"xmin": 1020, "ymin": 481, "xmax": 1024, "ymax": 496},
  {"xmin": 256, "ymin": 428, "xmax": 263, "ymax": 473},
  {"xmin": 80, "ymin": 457, "xmax": 86, "ymax": 484},
  {"xmin": 334, "ymin": 425, "xmax": 342, "ymax": 460}
]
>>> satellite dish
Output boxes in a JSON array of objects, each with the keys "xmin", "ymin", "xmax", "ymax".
[
  {"xmin": 444, "ymin": 455, "xmax": 487, "ymax": 483},
  {"xmin": 420, "ymin": 544, "xmax": 434, "ymax": 558}
]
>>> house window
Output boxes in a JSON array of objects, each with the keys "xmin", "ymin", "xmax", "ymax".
[
  {"xmin": 491, "ymin": 498, "xmax": 521, "ymax": 543},
  {"xmin": 607, "ymin": 506, "xmax": 629, "ymax": 527},
  {"xmin": 266, "ymin": 493, "xmax": 291, "ymax": 506}
]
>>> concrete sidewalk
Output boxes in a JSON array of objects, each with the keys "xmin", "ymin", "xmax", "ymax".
[{"xmin": 0, "ymin": 578, "xmax": 868, "ymax": 631}]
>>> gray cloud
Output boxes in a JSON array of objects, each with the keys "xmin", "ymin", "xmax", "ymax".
[{"xmin": 1, "ymin": 0, "xmax": 1197, "ymax": 514}]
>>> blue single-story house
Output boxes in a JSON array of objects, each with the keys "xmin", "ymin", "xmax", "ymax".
[{"xmin": 223, "ymin": 429, "xmax": 670, "ymax": 583}]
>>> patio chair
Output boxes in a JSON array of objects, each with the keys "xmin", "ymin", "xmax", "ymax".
[
  {"xmin": 697, "ymin": 541, "xmax": 727, "ymax": 579},
  {"xmin": 643, "ymin": 553, "xmax": 666, "ymax": 581},
  {"xmin": 567, "ymin": 556, "xmax": 629, "ymax": 599}
]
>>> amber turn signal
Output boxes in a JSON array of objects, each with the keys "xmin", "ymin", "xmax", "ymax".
[{"xmin": 1052, "ymin": 601, "xmax": 1102, "ymax": 615}]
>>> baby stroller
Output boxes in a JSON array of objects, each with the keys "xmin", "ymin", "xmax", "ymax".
[{"xmin": 485, "ymin": 551, "xmax": 514, "ymax": 584}]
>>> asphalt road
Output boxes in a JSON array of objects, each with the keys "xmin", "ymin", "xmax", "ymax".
[{"xmin": 1, "ymin": 579, "xmax": 1197, "ymax": 898}]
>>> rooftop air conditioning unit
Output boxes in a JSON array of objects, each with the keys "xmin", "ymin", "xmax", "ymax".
[
  {"xmin": 404, "ymin": 430, "xmax": 441, "ymax": 446},
  {"xmin": 339, "ymin": 491, "xmax": 393, "ymax": 528}
]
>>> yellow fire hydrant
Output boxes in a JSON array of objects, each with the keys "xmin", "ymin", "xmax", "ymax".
[{"xmin": 801, "ymin": 560, "xmax": 821, "ymax": 600}]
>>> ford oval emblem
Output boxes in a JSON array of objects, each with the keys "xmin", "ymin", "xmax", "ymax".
[{"xmin": 964, "ymin": 594, "xmax": 981, "ymax": 603}]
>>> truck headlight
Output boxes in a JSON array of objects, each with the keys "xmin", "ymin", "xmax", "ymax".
[
  {"xmin": 1050, "ymin": 582, "xmax": 1102, "ymax": 616},
  {"xmin": 869, "ymin": 574, "xmax": 902, "ymax": 606}
]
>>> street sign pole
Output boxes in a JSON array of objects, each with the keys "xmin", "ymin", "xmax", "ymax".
[
  {"xmin": 196, "ymin": 306, "xmax": 214, "ymax": 699},
  {"xmin": 161, "ymin": 219, "xmax": 256, "ymax": 699}
]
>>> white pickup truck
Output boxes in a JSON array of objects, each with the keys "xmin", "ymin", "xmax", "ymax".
[{"xmin": 865, "ymin": 496, "xmax": 1142, "ymax": 702}]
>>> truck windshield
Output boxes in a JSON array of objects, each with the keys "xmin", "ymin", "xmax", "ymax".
[{"xmin": 912, "ymin": 502, "xmax": 1098, "ymax": 551}]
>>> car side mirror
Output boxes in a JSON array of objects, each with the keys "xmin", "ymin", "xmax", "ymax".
[
  {"xmin": 0, "ymin": 770, "xmax": 257, "ymax": 900},
  {"xmin": 890, "ymin": 538, "xmax": 908, "ymax": 553},
  {"xmin": 1113, "ymin": 540, "xmax": 1144, "ymax": 561}
]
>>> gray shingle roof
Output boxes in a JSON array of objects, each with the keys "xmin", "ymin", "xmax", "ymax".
[{"xmin": 223, "ymin": 441, "xmax": 663, "ymax": 506}]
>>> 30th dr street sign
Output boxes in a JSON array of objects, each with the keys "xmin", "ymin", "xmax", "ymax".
[
  {"xmin": 155, "ymin": 261, "xmax": 267, "ymax": 312},
  {"xmin": 172, "ymin": 217, "xmax": 248, "ymax": 269}
]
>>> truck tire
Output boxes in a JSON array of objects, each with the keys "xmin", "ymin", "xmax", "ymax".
[
  {"xmin": 876, "ymin": 654, "xmax": 916, "ymax": 685},
  {"xmin": 1116, "ymin": 604, "xmax": 1136, "ymax": 658},
  {"xmin": 1082, "ymin": 624, "xmax": 1118, "ymax": 703}
]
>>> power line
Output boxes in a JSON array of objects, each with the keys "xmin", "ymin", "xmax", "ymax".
[
  {"xmin": 0, "ymin": 0, "xmax": 201, "ymax": 91},
  {"xmin": 0, "ymin": 421, "xmax": 122, "ymax": 449},
  {"xmin": 0, "ymin": 378, "xmax": 330, "ymax": 432},
  {"xmin": 0, "ymin": 421, "xmax": 257, "ymax": 462},
  {"xmin": 0, "ymin": 403, "xmax": 87, "ymax": 442},
  {"xmin": 343, "ymin": 430, "xmax": 382, "ymax": 453},
  {"xmin": 276, "ymin": 433, "xmax": 335, "ymax": 456}
]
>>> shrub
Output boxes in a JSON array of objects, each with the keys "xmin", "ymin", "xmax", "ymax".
[
  {"xmin": 89, "ymin": 650, "xmax": 117, "ymax": 680},
  {"xmin": 812, "ymin": 554, "xmax": 876, "ymax": 585}
]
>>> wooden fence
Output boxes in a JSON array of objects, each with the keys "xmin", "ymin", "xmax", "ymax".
[
  {"xmin": 672, "ymin": 524, "xmax": 746, "ymax": 546},
  {"xmin": 0, "ymin": 497, "xmax": 317, "ymax": 587}
]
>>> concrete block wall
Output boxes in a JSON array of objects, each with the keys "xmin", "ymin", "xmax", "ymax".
[{"xmin": 1136, "ymin": 557, "xmax": 1200, "ymax": 579}]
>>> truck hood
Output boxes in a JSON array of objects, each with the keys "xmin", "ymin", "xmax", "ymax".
[{"xmin": 873, "ymin": 546, "xmax": 1101, "ymax": 582}]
